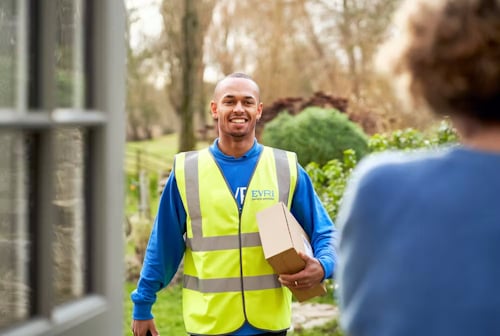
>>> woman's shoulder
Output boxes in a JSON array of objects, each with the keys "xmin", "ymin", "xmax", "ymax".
[
  {"xmin": 347, "ymin": 147, "xmax": 453, "ymax": 197},
  {"xmin": 358, "ymin": 148, "xmax": 450, "ymax": 177}
]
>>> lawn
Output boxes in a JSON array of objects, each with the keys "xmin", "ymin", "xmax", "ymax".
[
  {"xmin": 124, "ymin": 282, "xmax": 185, "ymax": 335},
  {"xmin": 124, "ymin": 134, "xmax": 209, "ymax": 218},
  {"xmin": 125, "ymin": 133, "xmax": 210, "ymax": 175}
]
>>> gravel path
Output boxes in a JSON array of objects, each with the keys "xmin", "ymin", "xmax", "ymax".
[{"xmin": 291, "ymin": 302, "xmax": 338, "ymax": 332}]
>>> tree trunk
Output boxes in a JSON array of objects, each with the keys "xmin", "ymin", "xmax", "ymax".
[
  {"xmin": 342, "ymin": 0, "xmax": 360, "ymax": 98},
  {"xmin": 178, "ymin": 0, "xmax": 200, "ymax": 152}
]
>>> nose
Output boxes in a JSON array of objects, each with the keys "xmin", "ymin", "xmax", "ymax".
[{"xmin": 234, "ymin": 101, "xmax": 244, "ymax": 112}]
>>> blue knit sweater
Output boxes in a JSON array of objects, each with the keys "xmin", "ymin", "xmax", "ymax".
[{"xmin": 337, "ymin": 145, "xmax": 500, "ymax": 336}]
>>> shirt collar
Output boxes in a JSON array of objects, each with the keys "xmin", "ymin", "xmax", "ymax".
[{"xmin": 210, "ymin": 138, "xmax": 262, "ymax": 160}]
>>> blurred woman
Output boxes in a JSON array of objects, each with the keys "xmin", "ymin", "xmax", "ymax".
[{"xmin": 336, "ymin": 0, "xmax": 500, "ymax": 335}]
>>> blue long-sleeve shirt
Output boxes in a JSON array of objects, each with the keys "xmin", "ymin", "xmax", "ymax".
[{"xmin": 131, "ymin": 139, "xmax": 336, "ymax": 335}]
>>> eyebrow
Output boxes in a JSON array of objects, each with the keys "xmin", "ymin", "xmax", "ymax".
[{"xmin": 222, "ymin": 94, "xmax": 256, "ymax": 100}]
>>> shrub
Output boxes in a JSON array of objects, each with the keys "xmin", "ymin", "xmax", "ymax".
[
  {"xmin": 307, "ymin": 121, "xmax": 458, "ymax": 220},
  {"xmin": 369, "ymin": 119, "xmax": 458, "ymax": 152},
  {"xmin": 261, "ymin": 107, "xmax": 369, "ymax": 166},
  {"xmin": 305, "ymin": 149, "xmax": 356, "ymax": 220}
]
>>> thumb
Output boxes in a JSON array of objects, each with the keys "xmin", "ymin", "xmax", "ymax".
[{"xmin": 298, "ymin": 250, "xmax": 313, "ymax": 263}]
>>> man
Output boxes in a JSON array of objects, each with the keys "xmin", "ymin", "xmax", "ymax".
[
  {"xmin": 131, "ymin": 72, "xmax": 336, "ymax": 336},
  {"xmin": 336, "ymin": 0, "xmax": 500, "ymax": 335}
]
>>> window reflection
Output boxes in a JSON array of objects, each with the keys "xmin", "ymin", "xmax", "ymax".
[
  {"xmin": 0, "ymin": 1, "xmax": 18, "ymax": 107},
  {"xmin": 53, "ymin": 127, "xmax": 87, "ymax": 305},
  {"xmin": 56, "ymin": 0, "xmax": 85, "ymax": 108},
  {"xmin": 0, "ymin": 131, "xmax": 30, "ymax": 328}
]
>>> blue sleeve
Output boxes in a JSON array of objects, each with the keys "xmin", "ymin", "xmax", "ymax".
[
  {"xmin": 130, "ymin": 170, "xmax": 186, "ymax": 320},
  {"xmin": 291, "ymin": 164, "xmax": 337, "ymax": 280},
  {"xmin": 335, "ymin": 154, "xmax": 403, "ymax": 319}
]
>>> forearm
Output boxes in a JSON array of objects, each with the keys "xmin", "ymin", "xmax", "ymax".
[{"xmin": 131, "ymin": 173, "xmax": 187, "ymax": 319}]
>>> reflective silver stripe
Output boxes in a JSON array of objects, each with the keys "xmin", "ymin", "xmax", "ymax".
[
  {"xmin": 184, "ymin": 148, "xmax": 291, "ymax": 251},
  {"xmin": 186, "ymin": 232, "xmax": 261, "ymax": 251},
  {"xmin": 184, "ymin": 151, "xmax": 202, "ymax": 239},
  {"xmin": 184, "ymin": 274, "xmax": 281, "ymax": 293},
  {"xmin": 273, "ymin": 148, "xmax": 291, "ymax": 204}
]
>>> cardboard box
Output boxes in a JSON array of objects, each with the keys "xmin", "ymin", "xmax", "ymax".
[{"xmin": 256, "ymin": 202, "xmax": 327, "ymax": 302}]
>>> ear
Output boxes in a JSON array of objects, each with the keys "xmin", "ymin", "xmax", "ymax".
[
  {"xmin": 210, "ymin": 101, "xmax": 218, "ymax": 120},
  {"xmin": 256, "ymin": 102, "xmax": 263, "ymax": 121}
]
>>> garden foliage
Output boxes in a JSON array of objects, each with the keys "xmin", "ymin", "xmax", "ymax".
[
  {"xmin": 261, "ymin": 107, "xmax": 370, "ymax": 166},
  {"xmin": 306, "ymin": 120, "xmax": 458, "ymax": 220}
]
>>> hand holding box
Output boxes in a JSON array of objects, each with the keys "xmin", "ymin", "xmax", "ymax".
[{"xmin": 256, "ymin": 202, "xmax": 327, "ymax": 302}]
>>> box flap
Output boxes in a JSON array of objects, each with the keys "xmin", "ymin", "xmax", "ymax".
[
  {"xmin": 256, "ymin": 203, "xmax": 294, "ymax": 259},
  {"xmin": 283, "ymin": 205, "xmax": 314, "ymax": 258},
  {"xmin": 267, "ymin": 248, "xmax": 305, "ymax": 274}
]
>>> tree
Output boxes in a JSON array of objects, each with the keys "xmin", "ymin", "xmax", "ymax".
[
  {"xmin": 203, "ymin": 0, "xmax": 434, "ymax": 134},
  {"xmin": 159, "ymin": 0, "xmax": 216, "ymax": 152},
  {"xmin": 206, "ymin": 0, "xmax": 345, "ymax": 104},
  {"xmin": 127, "ymin": 0, "xmax": 438, "ymax": 140},
  {"xmin": 125, "ymin": 6, "xmax": 166, "ymax": 141},
  {"xmin": 309, "ymin": 0, "xmax": 437, "ymax": 130}
]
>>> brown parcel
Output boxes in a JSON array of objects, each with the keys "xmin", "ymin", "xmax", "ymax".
[{"xmin": 256, "ymin": 202, "xmax": 327, "ymax": 302}]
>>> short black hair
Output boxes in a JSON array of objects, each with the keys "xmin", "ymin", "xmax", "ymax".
[
  {"xmin": 213, "ymin": 72, "xmax": 261, "ymax": 101},
  {"xmin": 225, "ymin": 72, "xmax": 254, "ymax": 80}
]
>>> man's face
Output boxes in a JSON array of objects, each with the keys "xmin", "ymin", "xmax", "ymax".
[{"xmin": 210, "ymin": 77, "xmax": 263, "ymax": 140}]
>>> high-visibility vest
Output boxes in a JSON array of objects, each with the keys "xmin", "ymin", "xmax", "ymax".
[{"xmin": 174, "ymin": 146, "xmax": 298, "ymax": 335}]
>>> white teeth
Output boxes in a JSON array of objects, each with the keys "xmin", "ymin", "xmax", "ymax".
[{"xmin": 232, "ymin": 119, "xmax": 246, "ymax": 123}]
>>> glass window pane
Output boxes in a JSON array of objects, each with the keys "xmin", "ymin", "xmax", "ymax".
[
  {"xmin": 0, "ymin": 1, "xmax": 18, "ymax": 107},
  {"xmin": 56, "ymin": 0, "xmax": 85, "ymax": 108},
  {"xmin": 53, "ymin": 127, "xmax": 87, "ymax": 305},
  {"xmin": 0, "ymin": 130, "xmax": 30, "ymax": 328}
]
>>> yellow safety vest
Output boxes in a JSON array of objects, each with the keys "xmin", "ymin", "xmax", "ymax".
[{"xmin": 174, "ymin": 146, "xmax": 298, "ymax": 335}]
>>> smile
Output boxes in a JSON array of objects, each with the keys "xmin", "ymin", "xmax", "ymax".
[{"xmin": 230, "ymin": 118, "xmax": 248, "ymax": 124}]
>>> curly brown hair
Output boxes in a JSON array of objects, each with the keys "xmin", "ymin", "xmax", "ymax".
[{"xmin": 377, "ymin": 0, "xmax": 500, "ymax": 122}]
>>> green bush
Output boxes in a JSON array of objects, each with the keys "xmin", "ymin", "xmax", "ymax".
[
  {"xmin": 369, "ymin": 120, "xmax": 458, "ymax": 152},
  {"xmin": 307, "ymin": 121, "xmax": 458, "ymax": 220},
  {"xmin": 306, "ymin": 149, "xmax": 357, "ymax": 220},
  {"xmin": 261, "ymin": 107, "xmax": 369, "ymax": 166}
]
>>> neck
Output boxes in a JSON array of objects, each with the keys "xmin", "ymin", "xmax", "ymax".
[
  {"xmin": 452, "ymin": 116, "xmax": 500, "ymax": 152},
  {"xmin": 217, "ymin": 136, "xmax": 255, "ymax": 158}
]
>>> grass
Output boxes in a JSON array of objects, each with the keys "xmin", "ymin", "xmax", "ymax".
[
  {"xmin": 293, "ymin": 319, "xmax": 345, "ymax": 336},
  {"xmin": 124, "ymin": 134, "xmax": 210, "ymax": 218},
  {"xmin": 125, "ymin": 133, "xmax": 179, "ymax": 174},
  {"xmin": 125, "ymin": 133, "xmax": 210, "ymax": 175},
  {"xmin": 124, "ymin": 282, "xmax": 186, "ymax": 336}
]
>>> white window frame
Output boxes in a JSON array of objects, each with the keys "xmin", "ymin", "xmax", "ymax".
[{"xmin": 0, "ymin": 0, "xmax": 126, "ymax": 335}]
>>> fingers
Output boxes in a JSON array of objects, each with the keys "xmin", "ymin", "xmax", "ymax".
[
  {"xmin": 292, "ymin": 279, "xmax": 309, "ymax": 289},
  {"xmin": 297, "ymin": 251, "xmax": 312, "ymax": 262},
  {"xmin": 278, "ymin": 255, "xmax": 324, "ymax": 289},
  {"xmin": 279, "ymin": 276, "xmax": 311, "ymax": 289},
  {"xmin": 131, "ymin": 320, "xmax": 159, "ymax": 336},
  {"xmin": 301, "ymin": 254, "xmax": 326, "ymax": 281}
]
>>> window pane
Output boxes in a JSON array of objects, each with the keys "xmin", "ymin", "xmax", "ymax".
[
  {"xmin": 53, "ymin": 127, "xmax": 87, "ymax": 305},
  {"xmin": 56, "ymin": 0, "xmax": 85, "ymax": 108},
  {"xmin": 0, "ymin": 131, "xmax": 30, "ymax": 328},
  {"xmin": 0, "ymin": 1, "xmax": 18, "ymax": 107}
]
